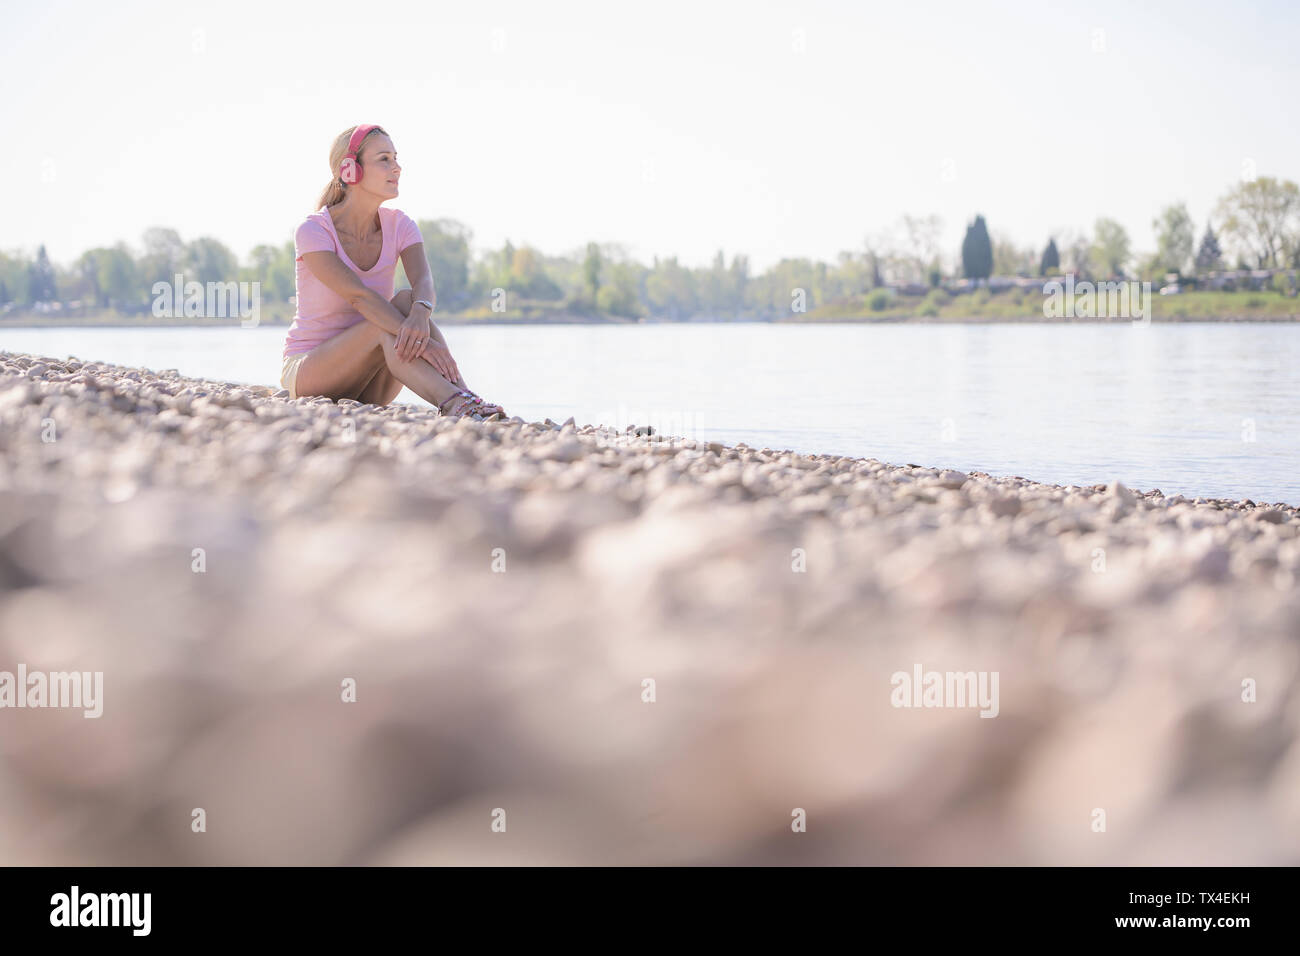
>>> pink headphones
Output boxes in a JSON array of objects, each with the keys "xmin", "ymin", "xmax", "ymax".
[{"xmin": 339, "ymin": 124, "xmax": 381, "ymax": 185}]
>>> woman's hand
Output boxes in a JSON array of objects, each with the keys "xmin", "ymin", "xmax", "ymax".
[
  {"xmin": 395, "ymin": 306, "xmax": 433, "ymax": 363},
  {"xmin": 420, "ymin": 340, "xmax": 461, "ymax": 384}
]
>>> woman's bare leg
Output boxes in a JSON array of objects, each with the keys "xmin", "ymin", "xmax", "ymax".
[
  {"xmin": 354, "ymin": 291, "xmax": 411, "ymax": 404},
  {"xmin": 353, "ymin": 361, "xmax": 401, "ymax": 405},
  {"xmin": 292, "ymin": 290, "xmax": 463, "ymax": 407}
]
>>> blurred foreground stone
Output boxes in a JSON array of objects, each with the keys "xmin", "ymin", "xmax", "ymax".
[{"xmin": 1, "ymin": 351, "xmax": 1297, "ymax": 865}]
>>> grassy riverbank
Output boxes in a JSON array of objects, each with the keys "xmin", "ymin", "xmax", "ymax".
[
  {"xmin": 794, "ymin": 288, "xmax": 1300, "ymax": 322},
  {"xmin": 5, "ymin": 289, "xmax": 1298, "ymax": 327}
]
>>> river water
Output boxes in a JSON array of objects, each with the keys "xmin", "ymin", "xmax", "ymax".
[{"xmin": 5, "ymin": 321, "xmax": 1297, "ymax": 503}]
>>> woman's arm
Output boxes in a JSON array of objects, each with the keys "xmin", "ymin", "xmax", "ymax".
[
  {"xmin": 301, "ymin": 249, "xmax": 413, "ymax": 340},
  {"xmin": 300, "ymin": 249, "xmax": 449, "ymax": 375},
  {"xmin": 400, "ymin": 244, "xmax": 458, "ymax": 366},
  {"xmin": 400, "ymin": 242, "xmax": 437, "ymax": 316},
  {"xmin": 400, "ymin": 243, "xmax": 467, "ymax": 388}
]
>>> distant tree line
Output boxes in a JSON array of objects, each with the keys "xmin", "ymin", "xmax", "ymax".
[
  {"xmin": 3, "ymin": 176, "xmax": 1297, "ymax": 319},
  {"xmin": 957, "ymin": 176, "xmax": 1300, "ymax": 284}
]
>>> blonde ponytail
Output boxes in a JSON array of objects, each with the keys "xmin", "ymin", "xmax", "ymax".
[{"xmin": 314, "ymin": 125, "xmax": 388, "ymax": 210}]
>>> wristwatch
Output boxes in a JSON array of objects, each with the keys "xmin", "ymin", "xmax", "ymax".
[{"xmin": 413, "ymin": 298, "xmax": 434, "ymax": 312}]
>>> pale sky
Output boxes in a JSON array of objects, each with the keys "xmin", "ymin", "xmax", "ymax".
[{"xmin": 5, "ymin": 0, "xmax": 1298, "ymax": 272}]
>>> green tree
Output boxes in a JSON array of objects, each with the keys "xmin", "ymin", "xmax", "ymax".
[
  {"xmin": 596, "ymin": 261, "xmax": 642, "ymax": 317},
  {"xmin": 825, "ymin": 251, "xmax": 871, "ymax": 301},
  {"xmin": 900, "ymin": 214, "xmax": 943, "ymax": 283},
  {"xmin": 583, "ymin": 242, "xmax": 602, "ymax": 303},
  {"xmin": 961, "ymin": 215, "xmax": 993, "ymax": 281},
  {"xmin": 271, "ymin": 241, "xmax": 296, "ymax": 301},
  {"xmin": 245, "ymin": 244, "xmax": 277, "ymax": 290},
  {"xmin": 729, "ymin": 254, "xmax": 749, "ymax": 313},
  {"xmin": 743, "ymin": 258, "xmax": 823, "ymax": 315},
  {"xmin": 140, "ymin": 227, "xmax": 186, "ymax": 286},
  {"xmin": 644, "ymin": 256, "xmax": 698, "ymax": 318},
  {"xmin": 415, "ymin": 219, "xmax": 473, "ymax": 308},
  {"xmin": 697, "ymin": 250, "xmax": 751, "ymax": 316},
  {"xmin": 477, "ymin": 240, "xmax": 517, "ymax": 296},
  {"xmin": 505, "ymin": 245, "xmax": 563, "ymax": 301},
  {"xmin": 862, "ymin": 229, "xmax": 897, "ymax": 288},
  {"xmin": 185, "ymin": 237, "xmax": 238, "ymax": 285},
  {"xmin": 76, "ymin": 250, "xmax": 105, "ymax": 305},
  {"xmin": 97, "ymin": 243, "xmax": 141, "ymax": 307},
  {"xmin": 1153, "ymin": 202, "xmax": 1194, "ymax": 275},
  {"xmin": 0, "ymin": 252, "xmax": 30, "ymax": 305},
  {"xmin": 244, "ymin": 242, "xmax": 296, "ymax": 301},
  {"xmin": 1057, "ymin": 229, "xmax": 1094, "ymax": 277},
  {"xmin": 1090, "ymin": 218, "xmax": 1132, "ymax": 277},
  {"xmin": 992, "ymin": 235, "xmax": 1034, "ymax": 277},
  {"xmin": 1214, "ymin": 176, "xmax": 1300, "ymax": 269},
  {"xmin": 696, "ymin": 251, "xmax": 725, "ymax": 314},
  {"xmin": 1040, "ymin": 238, "xmax": 1060, "ymax": 276},
  {"xmin": 1194, "ymin": 223, "xmax": 1223, "ymax": 273},
  {"xmin": 27, "ymin": 245, "xmax": 58, "ymax": 303}
]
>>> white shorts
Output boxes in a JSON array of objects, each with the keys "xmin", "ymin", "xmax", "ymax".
[{"xmin": 280, "ymin": 352, "xmax": 310, "ymax": 399}]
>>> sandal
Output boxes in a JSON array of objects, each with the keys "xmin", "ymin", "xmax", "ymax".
[
  {"xmin": 438, "ymin": 389, "xmax": 506, "ymax": 420},
  {"xmin": 461, "ymin": 387, "xmax": 506, "ymax": 419}
]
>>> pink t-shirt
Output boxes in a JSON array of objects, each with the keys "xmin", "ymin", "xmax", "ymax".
[{"xmin": 283, "ymin": 205, "xmax": 424, "ymax": 356}]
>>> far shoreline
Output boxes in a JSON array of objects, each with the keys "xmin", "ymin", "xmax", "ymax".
[{"xmin": 3, "ymin": 314, "xmax": 1298, "ymax": 329}]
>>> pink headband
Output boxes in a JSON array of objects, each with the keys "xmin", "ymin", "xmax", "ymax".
[
  {"xmin": 346, "ymin": 124, "xmax": 381, "ymax": 159},
  {"xmin": 338, "ymin": 124, "xmax": 383, "ymax": 186}
]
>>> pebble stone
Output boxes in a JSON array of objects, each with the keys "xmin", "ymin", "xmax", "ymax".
[{"xmin": 0, "ymin": 350, "xmax": 1297, "ymax": 866}]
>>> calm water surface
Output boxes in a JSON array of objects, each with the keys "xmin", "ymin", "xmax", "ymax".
[{"xmin": 5, "ymin": 322, "xmax": 1297, "ymax": 504}]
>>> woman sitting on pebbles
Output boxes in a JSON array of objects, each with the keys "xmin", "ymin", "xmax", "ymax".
[{"xmin": 280, "ymin": 124, "xmax": 507, "ymax": 420}]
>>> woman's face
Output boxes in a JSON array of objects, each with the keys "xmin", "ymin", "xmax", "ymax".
[{"xmin": 356, "ymin": 133, "xmax": 400, "ymax": 199}]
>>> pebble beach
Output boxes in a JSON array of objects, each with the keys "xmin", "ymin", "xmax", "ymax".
[{"xmin": 1, "ymin": 349, "xmax": 1298, "ymax": 865}]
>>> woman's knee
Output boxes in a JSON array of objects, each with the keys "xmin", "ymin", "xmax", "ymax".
[
  {"xmin": 378, "ymin": 331, "xmax": 412, "ymax": 370},
  {"xmin": 390, "ymin": 289, "xmax": 413, "ymax": 316}
]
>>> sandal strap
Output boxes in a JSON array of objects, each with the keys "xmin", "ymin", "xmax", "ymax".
[
  {"xmin": 438, "ymin": 389, "xmax": 477, "ymax": 416},
  {"xmin": 439, "ymin": 388, "xmax": 504, "ymax": 418}
]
